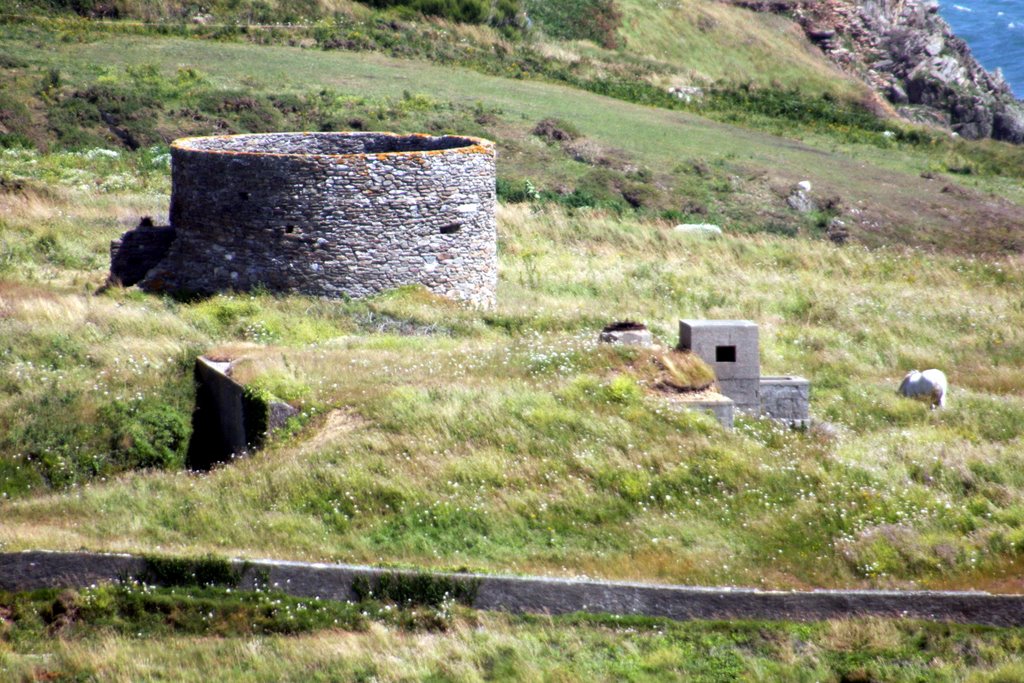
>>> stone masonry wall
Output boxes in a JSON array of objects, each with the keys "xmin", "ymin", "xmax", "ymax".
[
  {"xmin": 140, "ymin": 132, "xmax": 497, "ymax": 307},
  {"xmin": 760, "ymin": 376, "xmax": 811, "ymax": 428},
  {"xmin": 109, "ymin": 223, "xmax": 175, "ymax": 287}
]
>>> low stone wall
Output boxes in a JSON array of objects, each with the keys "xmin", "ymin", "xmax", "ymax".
[
  {"xmin": 760, "ymin": 376, "xmax": 811, "ymax": 428},
  {"xmin": 674, "ymin": 394, "xmax": 735, "ymax": 429},
  {"xmin": 5, "ymin": 551, "xmax": 1024, "ymax": 627},
  {"xmin": 109, "ymin": 222, "xmax": 175, "ymax": 287},
  {"xmin": 137, "ymin": 132, "xmax": 497, "ymax": 307}
]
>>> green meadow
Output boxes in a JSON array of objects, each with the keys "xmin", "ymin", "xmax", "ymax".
[{"xmin": 2, "ymin": 2, "xmax": 1024, "ymax": 679}]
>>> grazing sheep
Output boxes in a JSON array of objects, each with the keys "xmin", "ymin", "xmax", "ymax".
[{"xmin": 898, "ymin": 369, "xmax": 948, "ymax": 408}]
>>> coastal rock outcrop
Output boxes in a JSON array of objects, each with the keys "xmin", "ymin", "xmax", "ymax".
[{"xmin": 735, "ymin": 0, "xmax": 1024, "ymax": 143}]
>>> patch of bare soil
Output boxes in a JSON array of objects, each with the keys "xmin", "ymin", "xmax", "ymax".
[
  {"xmin": 301, "ymin": 409, "xmax": 368, "ymax": 453},
  {"xmin": 850, "ymin": 178, "xmax": 1024, "ymax": 254},
  {"xmin": 749, "ymin": 160, "xmax": 1024, "ymax": 254}
]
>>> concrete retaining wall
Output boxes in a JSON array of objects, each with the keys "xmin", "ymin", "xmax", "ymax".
[
  {"xmin": 137, "ymin": 132, "xmax": 497, "ymax": 307},
  {"xmin": 675, "ymin": 395, "xmax": 735, "ymax": 429},
  {"xmin": 186, "ymin": 356, "xmax": 297, "ymax": 469},
  {"xmin": 4, "ymin": 551, "xmax": 1024, "ymax": 627}
]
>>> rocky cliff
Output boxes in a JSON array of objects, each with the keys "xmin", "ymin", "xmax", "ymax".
[{"xmin": 735, "ymin": 0, "xmax": 1024, "ymax": 142}]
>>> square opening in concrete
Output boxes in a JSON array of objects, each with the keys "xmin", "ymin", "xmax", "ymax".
[{"xmin": 716, "ymin": 345, "xmax": 737, "ymax": 362}]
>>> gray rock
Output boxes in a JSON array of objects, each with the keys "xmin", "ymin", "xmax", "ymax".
[
  {"xmin": 787, "ymin": 190, "xmax": 816, "ymax": 214},
  {"xmin": 888, "ymin": 83, "xmax": 910, "ymax": 104},
  {"xmin": 668, "ymin": 85, "xmax": 704, "ymax": 103},
  {"xmin": 994, "ymin": 104, "xmax": 1024, "ymax": 144},
  {"xmin": 754, "ymin": 0, "xmax": 1024, "ymax": 144},
  {"xmin": 600, "ymin": 321, "xmax": 654, "ymax": 347},
  {"xmin": 599, "ymin": 328, "xmax": 654, "ymax": 347},
  {"xmin": 826, "ymin": 217, "xmax": 849, "ymax": 245}
]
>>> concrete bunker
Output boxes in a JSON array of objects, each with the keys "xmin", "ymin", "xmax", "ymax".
[
  {"xmin": 678, "ymin": 319, "xmax": 811, "ymax": 428},
  {"xmin": 597, "ymin": 321, "xmax": 735, "ymax": 429},
  {"xmin": 110, "ymin": 132, "xmax": 498, "ymax": 307},
  {"xmin": 187, "ymin": 356, "xmax": 298, "ymax": 470}
]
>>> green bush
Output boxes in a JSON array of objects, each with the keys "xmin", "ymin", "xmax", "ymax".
[
  {"xmin": 103, "ymin": 398, "xmax": 191, "ymax": 470},
  {"xmin": 0, "ymin": 92, "xmax": 36, "ymax": 149},
  {"xmin": 496, "ymin": 177, "xmax": 539, "ymax": 203},
  {"xmin": 525, "ymin": 0, "xmax": 622, "ymax": 48},
  {"xmin": 352, "ymin": 571, "xmax": 480, "ymax": 607},
  {"xmin": 138, "ymin": 554, "xmax": 244, "ymax": 588},
  {"xmin": 701, "ymin": 84, "xmax": 885, "ymax": 132},
  {"xmin": 362, "ymin": 0, "xmax": 521, "ymax": 25}
]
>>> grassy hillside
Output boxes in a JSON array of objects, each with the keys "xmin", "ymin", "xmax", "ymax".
[
  {"xmin": 2, "ymin": 25, "xmax": 1024, "ymax": 248},
  {"xmin": 615, "ymin": 0, "xmax": 859, "ymax": 94},
  {"xmin": 4, "ymin": 585, "xmax": 1024, "ymax": 681},
  {"xmin": 0, "ymin": 0, "xmax": 874, "ymax": 100},
  {"xmin": 4, "ymin": 197, "xmax": 1024, "ymax": 592},
  {"xmin": 2, "ymin": 3, "xmax": 1024, "ymax": 678},
  {"xmin": 1, "ymin": 16, "xmax": 1023, "ymax": 589}
]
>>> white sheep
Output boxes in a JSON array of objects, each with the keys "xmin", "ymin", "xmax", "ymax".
[{"xmin": 898, "ymin": 369, "xmax": 948, "ymax": 408}]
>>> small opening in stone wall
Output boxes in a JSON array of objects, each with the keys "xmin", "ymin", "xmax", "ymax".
[
  {"xmin": 285, "ymin": 225, "xmax": 296, "ymax": 235},
  {"xmin": 716, "ymin": 345, "xmax": 737, "ymax": 362},
  {"xmin": 440, "ymin": 224, "xmax": 462, "ymax": 235},
  {"xmin": 238, "ymin": 191, "xmax": 250, "ymax": 201}
]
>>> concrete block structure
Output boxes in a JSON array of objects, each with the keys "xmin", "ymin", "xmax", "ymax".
[
  {"xmin": 112, "ymin": 131, "xmax": 498, "ymax": 307},
  {"xmin": 676, "ymin": 394, "xmax": 736, "ymax": 430},
  {"xmin": 760, "ymin": 376, "xmax": 811, "ymax": 428},
  {"xmin": 678, "ymin": 320, "xmax": 760, "ymax": 413},
  {"xmin": 188, "ymin": 356, "xmax": 297, "ymax": 470},
  {"xmin": 678, "ymin": 319, "xmax": 811, "ymax": 426}
]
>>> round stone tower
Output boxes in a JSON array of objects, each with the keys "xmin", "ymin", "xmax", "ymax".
[{"xmin": 140, "ymin": 131, "xmax": 497, "ymax": 307}]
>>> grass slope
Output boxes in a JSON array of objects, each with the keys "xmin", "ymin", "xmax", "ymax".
[
  {"xmin": 2, "ymin": 9, "xmax": 1024, "ymax": 677},
  {"xmin": 5, "ymin": 586, "xmax": 1024, "ymax": 681},
  {"xmin": 3, "ymin": 26, "xmax": 1024, "ymax": 249},
  {"xmin": 616, "ymin": 0, "xmax": 859, "ymax": 95},
  {"xmin": 0, "ymin": 26, "xmax": 1023, "ymax": 592},
  {"xmin": 3, "ymin": 201, "xmax": 1024, "ymax": 592}
]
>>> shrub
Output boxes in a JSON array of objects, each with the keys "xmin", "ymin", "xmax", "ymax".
[
  {"xmin": 352, "ymin": 571, "xmax": 480, "ymax": 607},
  {"xmin": 361, "ymin": 0, "xmax": 521, "ymax": 25},
  {"xmin": 138, "ymin": 554, "xmax": 244, "ymax": 588},
  {"xmin": 0, "ymin": 52, "xmax": 28, "ymax": 69},
  {"xmin": 103, "ymin": 398, "xmax": 191, "ymax": 470},
  {"xmin": 760, "ymin": 221, "xmax": 799, "ymax": 238},
  {"xmin": 496, "ymin": 177, "xmax": 539, "ymax": 203},
  {"xmin": 525, "ymin": 0, "xmax": 623, "ymax": 49},
  {"xmin": 197, "ymin": 90, "xmax": 285, "ymax": 133},
  {"xmin": 0, "ymin": 92, "xmax": 37, "ymax": 149},
  {"xmin": 700, "ymin": 84, "xmax": 885, "ymax": 132},
  {"xmin": 532, "ymin": 117, "xmax": 580, "ymax": 143},
  {"xmin": 601, "ymin": 374, "xmax": 643, "ymax": 404}
]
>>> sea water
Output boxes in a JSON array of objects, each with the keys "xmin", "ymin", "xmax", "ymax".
[{"xmin": 939, "ymin": 0, "xmax": 1024, "ymax": 98}]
